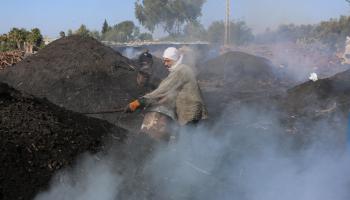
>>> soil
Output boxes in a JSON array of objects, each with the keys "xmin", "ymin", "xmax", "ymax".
[
  {"xmin": 0, "ymin": 35, "xmax": 151, "ymax": 131},
  {"xmin": 198, "ymin": 51, "xmax": 289, "ymax": 119},
  {"xmin": 283, "ymin": 69, "xmax": 350, "ymax": 132},
  {"xmin": 285, "ymin": 69, "xmax": 350, "ymax": 117},
  {"xmin": 0, "ymin": 82, "xmax": 128, "ymax": 200}
]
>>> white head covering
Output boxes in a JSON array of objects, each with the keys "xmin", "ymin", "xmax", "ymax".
[
  {"xmin": 163, "ymin": 47, "xmax": 183, "ymax": 72},
  {"xmin": 163, "ymin": 47, "xmax": 180, "ymax": 61}
]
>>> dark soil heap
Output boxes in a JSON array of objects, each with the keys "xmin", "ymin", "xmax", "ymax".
[
  {"xmin": 0, "ymin": 82, "xmax": 127, "ymax": 200},
  {"xmin": 285, "ymin": 69, "xmax": 350, "ymax": 119},
  {"xmin": 278, "ymin": 69, "xmax": 350, "ymax": 146},
  {"xmin": 198, "ymin": 51, "xmax": 288, "ymax": 118},
  {"xmin": 0, "ymin": 35, "xmax": 148, "ymax": 129}
]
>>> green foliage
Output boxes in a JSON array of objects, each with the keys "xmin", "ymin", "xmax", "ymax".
[
  {"xmin": 67, "ymin": 29, "xmax": 73, "ymax": 36},
  {"xmin": 0, "ymin": 34, "xmax": 7, "ymax": 43},
  {"xmin": 8, "ymin": 28, "xmax": 29, "ymax": 49},
  {"xmin": 114, "ymin": 20, "xmax": 136, "ymax": 41},
  {"xmin": 135, "ymin": 0, "xmax": 206, "ymax": 35},
  {"xmin": 71, "ymin": 25, "xmax": 102, "ymax": 40},
  {"xmin": 257, "ymin": 15, "xmax": 350, "ymax": 50},
  {"xmin": 206, "ymin": 21, "xmax": 225, "ymax": 44},
  {"xmin": 27, "ymin": 28, "xmax": 43, "ymax": 47},
  {"xmin": 103, "ymin": 20, "xmax": 144, "ymax": 42},
  {"xmin": 102, "ymin": 19, "xmax": 109, "ymax": 35},
  {"xmin": 183, "ymin": 21, "xmax": 207, "ymax": 41},
  {"xmin": 1, "ymin": 27, "xmax": 43, "ymax": 51},
  {"xmin": 206, "ymin": 20, "xmax": 254, "ymax": 45},
  {"xmin": 315, "ymin": 16, "xmax": 350, "ymax": 49},
  {"xmin": 138, "ymin": 32, "xmax": 153, "ymax": 41},
  {"xmin": 59, "ymin": 31, "xmax": 66, "ymax": 38},
  {"xmin": 75, "ymin": 24, "xmax": 90, "ymax": 37},
  {"xmin": 0, "ymin": 36, "xmax": 16, "ymax": 52}
]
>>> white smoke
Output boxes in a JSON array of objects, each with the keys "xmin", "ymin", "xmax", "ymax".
[
  {"xmin": 34, "ymin": 105, "xmax": 350, "ymax": 200},
  {"xmin": 122, "ymin": 47, "xmax": 142, "ymax": 59},
  {"xmin": 34, "ymin": 153, "xmax": 122, "ymax": 200},
  {"xmin": 140, "ymin": 106, "xmax": 350, "ymax": 200}
]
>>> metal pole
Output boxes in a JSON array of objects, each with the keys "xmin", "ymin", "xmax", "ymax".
[{"xmin": 224, "ymin": 0, "xmax": 231, "ymax": 46}]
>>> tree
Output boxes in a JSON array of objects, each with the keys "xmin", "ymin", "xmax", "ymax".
[
  {"xmin": 207, "ymin": 20, "xmax": 254, "ymax": 45},
  {"xmin": 183, "ymin": 21, "xmax": 206, "ymax": 40},
  {"xmin": 59, "ymin": 31, "xmax": 66, "ymax": 38},
  {"xmin": 102, "ymin": 19, "xmax": 109, "ymax": 35},
  {"xmin": 104, "ymin": 20, "xmax": 141, "ymax": 42},
  {"xmin": 27, "ymin": 28, "xmax": 43, "ymax": 47},
  {"xmin": 114, "ymin": 20, "xmax": 135, "ymax": 40},
  {"xmin": 75, "ymin": 24, "xmax": 90, "ymax": 36},
  {"xmin": 89, "ymin": 30, "xmax": 101, "ymax": 40},
  {"xmin": 67, "ymin": 29, "xmax": 73, "ymax": 36},
  {"xmin": 231, "ymin": 21, "xmax": 254, "ymax": 45},
  {"xmin": 0, "ymin": 34, "xmax": 7, "ymax": 42},
  {"xmin": 135, "ymin": 0, "xmax": 206, "ymax": 35},
  {"xmin": 207, "ymin": 21, "xmax": 225, "ymax": 44},
  {"xmin": 8, "ymin": 28, "xmax": 29, "ymax": 49},
  {"xmin": 0, "ymin": 34, "xmax": 8, "ymax": 51},
  {"xmin": 138, "ymin": 32, "xmax": 153, "ymax": 41}
]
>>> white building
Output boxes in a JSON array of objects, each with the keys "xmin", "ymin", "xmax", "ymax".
[{"xmin": 43, "ymin": 36, "xmax": 57, "ymax": 45}]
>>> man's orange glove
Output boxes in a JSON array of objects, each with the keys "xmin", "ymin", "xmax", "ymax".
[{"xmin": 125, "ymin": 99, "xmax": 145, "ymax": 113}]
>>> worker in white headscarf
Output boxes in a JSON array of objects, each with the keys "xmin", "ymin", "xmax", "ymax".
[{"xmin": 125, "ymin": 47, "xmax": 208, "ymax": 141}]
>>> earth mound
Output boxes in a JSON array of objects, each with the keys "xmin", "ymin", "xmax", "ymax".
[
  {"xmin": 0, "ymin": 35, "xmax": 149, "ymax": 130},
  {"xmin": 198, "ymin": 51, "xmax": 288, "ymax": 118},
  {"xmin": 0, "ymin": 82, "xmax": 128, "ymax": 200},
  {"xmin": 285, "ymin": 69, "xmax": 350, "ymax": 120}
]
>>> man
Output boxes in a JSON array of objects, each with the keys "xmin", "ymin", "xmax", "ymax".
[
  {"xmin": 126, "ymin": 47, "xmax": 208, "ymax": 141},
  {"xmin": 138, "ymin": 48, "xmax": 153, "ymax": 66},
  {"xmin": 136, "ymin": 49, "xmax": 158, "ymax": 90}
]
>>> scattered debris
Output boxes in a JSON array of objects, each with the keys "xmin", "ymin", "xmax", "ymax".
[{"xmin": 0, "ymin": 50, "xmax": 25, "ymax": 69}]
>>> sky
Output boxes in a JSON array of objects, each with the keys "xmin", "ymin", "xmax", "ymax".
[{"xmin": 1, "ymin": 0, "xmax": 349, "ymax": 38}]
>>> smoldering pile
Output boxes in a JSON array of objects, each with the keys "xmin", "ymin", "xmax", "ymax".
[
  {"xmin": 198, "ymin": 50, "xmax": 348, "ymax": 148},
  {"xmin": 0, "ymin": 82, "xmax": 128, "ymax": 200},
  {"xmin": 198, "ymin": 51, "xmax": 291, "ymax": 119},
  {"xmin": 280, "ymin": 69, "xmax": 350, "ymax": 145},
  {"xmin": 285, "ymin": 69, "xmax": 350, "ymax": 118},
  {"xmin": 0, "ymin": 35, "xmax": 152, "ymax": 130}
]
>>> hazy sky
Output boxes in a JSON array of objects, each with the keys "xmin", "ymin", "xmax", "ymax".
[{"xmin": 1, "ymin": 0, "xmax": 349, "ymax": 38}]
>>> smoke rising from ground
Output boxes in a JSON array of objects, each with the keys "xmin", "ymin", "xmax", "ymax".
[
  {"xmin": 34, "ymin": 104, "xmax": 350, "ymax": 200},
  {"xmin": 121, "ymin": 47, "xmax": 142, "ymax": 59},
  {"xmin": 34, "ymin": 153, "xmax": 122, "ymax": 200}
]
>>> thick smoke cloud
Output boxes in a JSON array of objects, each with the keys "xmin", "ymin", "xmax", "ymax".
[{"xmin": 34, "ymin": 104, "xmax": 350, "ymax": 200}]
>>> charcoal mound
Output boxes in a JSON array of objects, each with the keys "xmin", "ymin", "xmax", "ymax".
[
  {"xmin": 0, "ymin": 35, "xmax": 148, "ymax": 130},
  {"xmin": 198, "ymin": 51, "xmax": 287, "ymax": 119},
  {"xmin": 198, "ymin": 51, "xmax": 282, "ymax": 90},
  {"xmin": 0, "ymin": 82, "xmax": 128, "ymax": 200},
  {"xmin": 276, "ymin": 69, "xmax": 350, "ymax": 147},
  {"xmin": 285, "ymin": 69, "xmax": 350, "ymax": 118}
]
